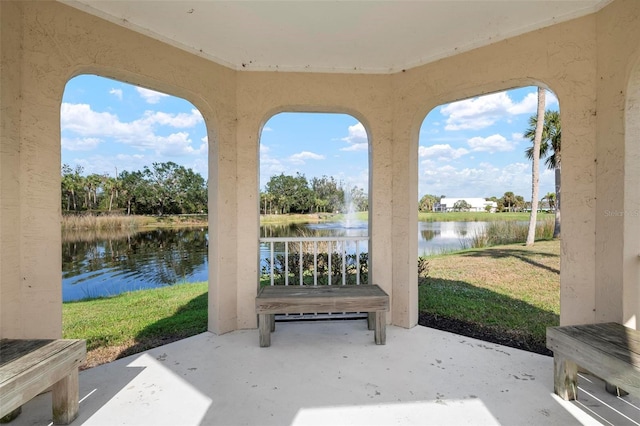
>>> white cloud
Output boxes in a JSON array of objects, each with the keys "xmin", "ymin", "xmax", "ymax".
[
  {"xmin": 467, "ymin": 134, "xmax": 515, "ymax": 153},
  {"xmin": 136, "ymin": 87, "xmax": 170, "ymax": 104},
  {"xmin": 341, "ymin": 143, "xmax": 368, "ymax": 152},
  {"xmin": 341, "ymin": 122, "xmax": 368, "ymax": 151},
  {"xmin": 289, "ymin": 151, "xmax": 325, "ymax": 165},
  {"xmin": 418, "ymin": 144, "xmax": 469, "ymax": 161},
  {"xmin": 262, "ymin": 126, "xmax": 273, "ymax": 132},
  {"xmin": 441, "ymin": 89, "xmax": 558, "ymax": 131},
  {"xmin": 418, "ymin": 160, "xmax": 555, "ymax": 200},
  {"xmin": 61, "ymin": 103, "xmax": 204, "ymax": 154},
  {"xmin": 109, "ymin": 88, "xmax": 123, "ymax": 101},
  {"xmin": 61, "ymin": 137, "xmax": 102, "ymax": 151},
  {"xmin": 143, "ymin": 109, "xmax": 203, "ymax": 128},
  {"xmin": 155, "ymin": 132, "xmax": 194, "ymax": 156},
  {"xmin": 61, "ymin": 103, "xmax": 130, "ymax": 136},
  {"xmin": 507, "ymin": 92, "xmax": 538, "ymax": 115}
]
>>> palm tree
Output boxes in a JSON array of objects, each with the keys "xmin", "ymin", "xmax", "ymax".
[
  {"xmin": 542, "ymin": 192, "xmax": 556, "ymax": 211},
  {"xmin": 526, "ymin": 87, "xmax": 545, "ymax": 246},
  {"xmin": 525, "ymin": 109, "xmax": 561, "ymax": 238}
]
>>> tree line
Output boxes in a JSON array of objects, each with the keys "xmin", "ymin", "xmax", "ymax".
[
  {"xmin": 62, "ymin": 165, "xmax": 368, "ymax": 216},
  {"xmin": 61, "ymin": 161, "xmax": 207, "ymax": 215},
  {"xmin": 261, "ymin": 173, "xmax": 367, "ymax": 214}
]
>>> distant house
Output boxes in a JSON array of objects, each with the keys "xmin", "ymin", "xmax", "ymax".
[{"xmin": 435, "ymin": 197, "xmax": 497, "ymax": 213}]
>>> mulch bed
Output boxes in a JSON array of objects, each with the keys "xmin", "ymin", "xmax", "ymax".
[{"xmin": 418, "ymin": 312, "xmax": 552, "ymax": 356}]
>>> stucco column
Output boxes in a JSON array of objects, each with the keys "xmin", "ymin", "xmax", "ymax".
[
  {"xmin": 0, "ymin": 1, "xmax": 63, "ymax": 338},
  {"xmin": 623, "ymin": 58, "xmax": 640, "ymax": 328},
  {"xmin": 593, "ymin": 0, "xmax": 640, "ymax": 327},
  {"xmin": 208, "ymin": 119, "xmax": 240, "ymax": 334},
  {"xmin": 0, "ymin": 1, "xmax": 25, "ymax": 338},
  {"xmin": 387, "ymin": 76, "xmax": 419, "ymax": 329},
  {"xmin": 234, "ymin": 109, "xmax": 260, "ymax": 330},
  {"xmin": 367, "ymin": 116, "xmax": 396, "ymax": 325}
]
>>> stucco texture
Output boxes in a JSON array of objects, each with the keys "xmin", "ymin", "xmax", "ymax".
[{"xmin": 1, "ymin": 0, "xmax": 638, "ymax": 338}]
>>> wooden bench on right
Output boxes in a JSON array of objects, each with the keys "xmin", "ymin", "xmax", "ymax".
[{"xmin": 546, "ymin": 322, "xmax": 640, "ymax": 400}]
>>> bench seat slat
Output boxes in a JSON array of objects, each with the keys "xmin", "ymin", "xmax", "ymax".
[
  {"xmin": 547, "ymin": 324, "xmax": 640, "ymax": 368},
  {"xmin": 546, "ymin": 323, "xmax": 640, "ymax": 400},
  {"xmin": 561, "ymin": 323, "xmax": 640, "ymax": 348},
  {"xmin": 256, "ymin": 285, "xmax": 389, "ymax": 315},
  {"xmin": 0, "ymin": 340, "xmax": 82, "ymax": 382}
]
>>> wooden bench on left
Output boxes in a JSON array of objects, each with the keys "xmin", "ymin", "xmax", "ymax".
[{"xmin": 0, "ymin": 339, "xmax": 86, "ymax": 425}]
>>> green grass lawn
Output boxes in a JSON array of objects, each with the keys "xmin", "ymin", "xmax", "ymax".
[
  {"xmin": 64, "ymin": 240, "xmax": 560, "ymax": 367},
  {"xmin": 418, "ymin": 211, "xmax": 554, "ymax": 222},
  {"xmin": 63, "ymin": 282, "xmax": 207, "ymax": 368},
  {"xmin": 419, "ymin": 240, "xmax": 560, "ymax": 352}
]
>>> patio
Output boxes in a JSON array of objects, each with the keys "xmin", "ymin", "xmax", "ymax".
[{"xmin": 13, "ymin": 322, "xmax": 639, "ymax": 425}]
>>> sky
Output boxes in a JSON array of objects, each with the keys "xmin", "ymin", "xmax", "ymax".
[{"xmin": 61, "ymin": 75, "xmax": 558, "ymax": 200}]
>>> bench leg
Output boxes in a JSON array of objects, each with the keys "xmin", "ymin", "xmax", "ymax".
[
  {"xmin": 52, "ymin": 369, "xmax": 79, "ymax": 425},
  {"xmin": 1, "ymin": 407, "xmax": 21, "ymax": 423},
  {"xmin": 374, "ymin": 311, "xmax": 386, "ymax": 345},
  {"xmin": 553, "ymin": 352, "xmax": 578, "ymax": 400},
  {"xmin": 367, "ymin": 313, "xmax": 375, "ymax": 330},
  {"xmin": 270, "ymin": 314, "xmax": 276, "ymax": 332},
  {"xmin": 605, "ymin": 382, "xmax": 629, "ymax": 397},
  {"xmin": 259, "ymin": 314, "xmax": 272, "ymax": 347}
]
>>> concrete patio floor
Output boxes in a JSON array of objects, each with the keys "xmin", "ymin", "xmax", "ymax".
[{"xmin": 12, "ymin": 321, "xmax": 640, "ymax": 425}]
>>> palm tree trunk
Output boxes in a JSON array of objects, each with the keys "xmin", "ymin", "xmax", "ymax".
[
  {"xmin": 554, "ymin": 166, "xmax": 561, "ymax": 238},
  {"xmin": 526, "ymin": 87, "xmax": 545, "ymax": 246}
]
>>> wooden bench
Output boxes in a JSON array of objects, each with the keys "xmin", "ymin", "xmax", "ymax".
[
  {"xmin": 255, "ymin": 284, "xmax": 389, "ymax": 347},
  {"xmin": 546, "ymin": 322, "xmax": 640, "ymax": 400},
  {"xmin": 0, "ymin": 339, "xmax": 86, "ymax": 424}
]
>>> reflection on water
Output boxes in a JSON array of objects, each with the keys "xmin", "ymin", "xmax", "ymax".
[
  {"xmin": 62, "ymin": 228, "xmax": 208, "ymax": 301},
  {"xmin": 417, "ymin": 221, "xmax": 487, "ymax": 256},
  {"xmin": 62, "ymin": 220, "xmax": 485, "ymax": 301}
]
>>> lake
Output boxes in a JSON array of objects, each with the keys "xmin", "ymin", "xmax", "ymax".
[{"xmin": 62, "ymin": 220, "xmax": 487, "ymax": 301}]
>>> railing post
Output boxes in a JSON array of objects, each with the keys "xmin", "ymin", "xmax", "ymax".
[
  {"xmin": 356, "ymin": 240, "xmax": 360, "ymax": 285},
  {"xmin": 270, "ymin": 241, "xmax": 274, "ymax": 286},
  {"xmin": 341, "ymin": 241, "xmax": 346, "ymax": 286},
  {"xmin": 285, "ymin": 242, "xmax": 289, "ymax": 286},
  {"xmin": 313, "ymin": 241, "xmax": 318, "ymax": 286},
  {"xmin": 299, "ymin": 241, "xmax": 303, "ymax": 286},
  {"xmin": 328, "ymin": 240, "xmax": 332, "ymax": 286}
]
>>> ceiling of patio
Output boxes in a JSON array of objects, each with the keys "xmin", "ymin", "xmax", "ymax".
[{"xmin": 63, "ymin": 0, "xmax": 610, "ymax": 74}]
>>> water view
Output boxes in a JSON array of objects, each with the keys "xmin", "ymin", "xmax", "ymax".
[{"xmin": 62, "ymin": 220, "xmax": 487, "ymax": 301}]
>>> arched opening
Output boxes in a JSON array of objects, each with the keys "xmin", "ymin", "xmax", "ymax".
[
  {"xmin": 60, "ymin": 74, "xmax": 209, "ymax": 367},
  {"xmin": 416, "ymin": 86, "xmax": 561, "ymax": 353},
  {"xmin": 258, "ymin": 112, "xmax": 370, "ymax": 292},
  {"xmin": 624, "ymin": 60, "xmax": 640, "ymax": 328}
]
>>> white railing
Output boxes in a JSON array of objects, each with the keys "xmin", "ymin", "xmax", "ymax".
[{"xmin": 260, "ymin": 236, "xmax": 370, "ymax": 286}]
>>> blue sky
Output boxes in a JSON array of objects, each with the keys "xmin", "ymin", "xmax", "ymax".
[{"xmin": 61, "ymin": 75, "xmax": 557, "ymax": 200}]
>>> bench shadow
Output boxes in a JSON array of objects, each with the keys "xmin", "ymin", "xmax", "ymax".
[{"xmin": 117, "ymin": 292, "xmax": 208, "ymax": 360}]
